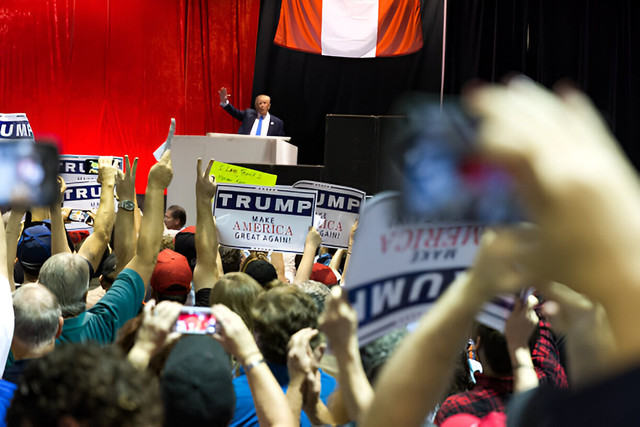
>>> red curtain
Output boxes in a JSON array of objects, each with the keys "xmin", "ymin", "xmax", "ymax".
[{"xmin": 0, "ymin": 0, "xmax": 260, "ymax": 193}]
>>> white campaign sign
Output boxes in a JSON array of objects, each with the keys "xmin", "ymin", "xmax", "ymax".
[
  {"xmin": 59, "ymin": 155, "xmax": 123, "ymax": 230},
  {"xmin": 213, "ymin": 184, "xmax": 317, "ymax": 253},
  {"xmin": 292, "ymin": 180, "xmax": 365, "ymax": 248},
  {"xmin": 344, "ymin": 192, "xmax": 485, "ymax": 346},
  {"xmin": 0, "ymin": 113, "xmax": 34, "ymax": 140}
]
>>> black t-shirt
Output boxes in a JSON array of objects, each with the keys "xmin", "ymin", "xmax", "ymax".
[
  {"xmin": 194, "ymin": 288, "xmax": 211, "ymax": 307},
  {"xmin": 507, "ymin": 365, "xmax": 640, "ymax": 426}
]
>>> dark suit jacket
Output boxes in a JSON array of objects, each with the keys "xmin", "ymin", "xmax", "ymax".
[{"xmin": 222, "ymin": 103, "xmax": 285, "ymax": 136}]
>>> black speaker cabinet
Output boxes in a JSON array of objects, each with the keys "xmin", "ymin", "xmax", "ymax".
[{"xmin": 324, "ymin": 114, "xmax": 404, "ymax": 195}]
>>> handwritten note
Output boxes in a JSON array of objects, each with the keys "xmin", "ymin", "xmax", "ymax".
[{"xmin": 211, "ymin": 161, "xmax": 277, "ymax": 186}]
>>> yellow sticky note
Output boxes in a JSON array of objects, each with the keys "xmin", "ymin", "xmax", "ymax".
[{"xmin": 210, "ymin": 161, "xmax": 277, "ymax": 186}]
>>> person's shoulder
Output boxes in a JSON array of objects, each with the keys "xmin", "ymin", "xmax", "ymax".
[{"xmin": 112, "ymin": 268, "xmax": 144, "ymax": 287}]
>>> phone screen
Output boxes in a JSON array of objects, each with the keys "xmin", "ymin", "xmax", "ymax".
[
  {"xmin": 0, "ymin": 141, "xmax": 59, "ymax": 207},
  {"xmin": 174, "ymin": 307, "xmax": 217, "ymax": 334},
  {"xmin": 68, "ymin": 209, "xmax": 90, "ymax": 223}
]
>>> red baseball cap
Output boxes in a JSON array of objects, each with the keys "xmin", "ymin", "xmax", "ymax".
[
  {"xmin": 310, "ymin": 263, "xmax": 339, "ymax": 286},
  {"xmin": 150, "ymin": 249, "xmax": 193, "ymax": 295}
]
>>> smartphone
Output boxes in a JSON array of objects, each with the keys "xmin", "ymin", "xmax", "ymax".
[
  {"xmin": 399, "ymin": 96, "xmax": 523, "ymax": 223},
  {"xmin": 68, "ymin": 209, "xmax": 93, "ymax": 225},
  {"xmin": 0, "ymin": 141, "xmax": 59, "ymax": 207},
  {"xmin": 174, "ymin": 306, "xmax": 217, "ymax": 334}
]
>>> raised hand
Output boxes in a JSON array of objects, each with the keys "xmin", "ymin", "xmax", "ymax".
[
  {"xmin": 196, "ymin": 158, "xmax": 217, "ymax": 200},
  {"xmin": 148, "ymin": 150, "xmax": 173, "ymax": 190},
  {"xmin": 97, "ymin": 156, "xmax": 117, "ymax": 186},
  {"xmin": 116, "ymin": 155, "xmax": 138, "ymax": 200},
  {"xmin": 218, "ymin": 87, "xmax": 229, "ymax": 103}
]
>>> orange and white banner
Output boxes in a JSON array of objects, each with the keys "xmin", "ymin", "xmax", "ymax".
[{"xmin": 274, "ymin": 0, "xmax": 423, "ymax": 58}]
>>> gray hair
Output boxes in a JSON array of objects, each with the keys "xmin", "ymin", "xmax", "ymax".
[
  {"xmin": 38, "ymin": 253, "xmax": 90, "ymax": 318},
  {"xmin": 13, "ymin": 284, "xmax": 62, "ymax": 347},
  {"xmin": 298, "ymin": 280, "xmax": 331, "ymax": 314}
]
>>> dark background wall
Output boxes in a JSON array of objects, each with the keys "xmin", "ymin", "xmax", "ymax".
[{"xmin": 253, "ymin": 0, "xmax": 640, "ymax": 170}]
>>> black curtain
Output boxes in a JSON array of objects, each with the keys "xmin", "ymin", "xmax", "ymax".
[{"xmin": 254, "ymin": 0, "xmax": 639, "ymax": 169}]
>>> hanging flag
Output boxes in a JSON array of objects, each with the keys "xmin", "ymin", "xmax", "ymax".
[{"xmin": 274, "ymin": 0, "xmax": 423, "ymax": 58}]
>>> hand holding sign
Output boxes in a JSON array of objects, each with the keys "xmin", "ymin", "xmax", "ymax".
[
  {"xmin": 305, "ymin": 226, "xmax": 322, "ymax": 250},
  {"xmin": 467, "ymin": 227, "xmax": 538, "ymax": 300},
  {"xmin": 149, "ymin": 150, "xmax": 173, "ymax": 190}
]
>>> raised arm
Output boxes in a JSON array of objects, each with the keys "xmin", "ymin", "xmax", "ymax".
[
  {"xmin": 218, "ymin": 87, "xmax": 229, "ymax": 104},
  {"xmin": 538, "ymin": 281, "xmax": 615, "ymax": 388},
  {"xmin": 286, "ymin": 328, "xmax": 335, "ymax": 425},
  {"xmin": 468, "ymin": 79, "xmax": 640, "ymax": 370},
  {"xmin": 50, "ymin": 177, "xmax": 72, "ymax": 256},
  {"xmin": 125, "ymin": 150, "xmax": 173, "ymax": 284},
  {"xmin": 78, "ymin": 156, "xmax": 117, "ymax": 272},
  {"xmin": 0, "ymin": 205, "xmax": 14, "ymax": 375},
  {"xmin": 505, "ymin": 297, "xmax": 540, "ymax": 393},
  {"xmin": 211, "ymin": 304, "xmax": 296, "ymax": 427},
  {"xmin": 109, "ymin": 155, "xmax": 138, "ymax": 279},
  {"xmin": 361, "ymin": 228, "xmax": 534, "ymax": 427},
  {"xmin": 271, "ymin": 252, "xmax": 287, "ymax": 283},
  {"xmin": 340, "ymin": 220, "xmax": 357, "ymax": 284},
  {"xmin": 193, "ymin": 158, "xmax": 222, "ymax": 293},
  {"xmin": 294, "ymin": 227, "xmax": 321, "ymax": 285},
  {"xmin": 5, "ymin": 206, "xmax": 26, "ymax": 290},
  {"xmin": 127, "ymin": 299, "xmax": 182, "ymax": 370},
  {"xmin": 320, "ymin": 286, "xmax": 373, "ymax": 422}
]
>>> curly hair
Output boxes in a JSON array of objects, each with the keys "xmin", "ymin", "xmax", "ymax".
[
  {"xmin": 7, "ymin": 343, "xmax": 163, "ymax": 426},
  {"xmin": 251, "ymin": 285, "xmax": 319, "ymax": 365}
]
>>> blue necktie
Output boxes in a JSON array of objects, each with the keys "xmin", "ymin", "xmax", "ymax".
[{"xmin": 256, "ymin": 116, "xmax": 263, "ymax": 135}]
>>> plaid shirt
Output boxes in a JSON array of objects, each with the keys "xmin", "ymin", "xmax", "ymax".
[{"xmin": 434, "ymin": 321, "xmax": 568, "ymax": 425}]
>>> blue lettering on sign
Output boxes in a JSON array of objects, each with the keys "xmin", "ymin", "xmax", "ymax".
[
  {"xmin": 215, "ymin": 190, "xmax": 314, "ymax": 217},
  {"xmin": 0, "ymin": 121, "xmax": 34, "ymax": 139},
  {"xmin": 315, "ymin": 189, "xmax": 362, "ymax": 213},
  {"xmin": 59, "ymin": 159, "xmax": 92, "ymax": 174},
  {"xmin": 347, "ymin": 267, "xmax": 465, "ymax": 326},
  {"xmin": 59, "ymin": 158, "xmax": 123, "ymax": 174},
  {"xmin": 63, "ymin": 184, "xmax": 102, "ymax": 201}
]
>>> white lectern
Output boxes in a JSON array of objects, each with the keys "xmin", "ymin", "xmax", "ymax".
[{"xmin": 167, "ymin": 134, "xmax": 298, "ymax": 227}]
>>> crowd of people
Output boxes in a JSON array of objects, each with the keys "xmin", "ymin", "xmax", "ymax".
[{"xmin": 0, "ymin": 79, "xmax": 637, "ymax": 426}]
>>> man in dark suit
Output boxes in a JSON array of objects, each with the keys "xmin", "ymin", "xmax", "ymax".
[{"xmin": 218, "ymin": 87, "xmax": 285, "ymax": 136}]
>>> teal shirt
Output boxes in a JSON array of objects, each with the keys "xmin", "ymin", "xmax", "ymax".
[{"xmin": 56, "ymin": 269, "xmax": 145, "ymax": 345}]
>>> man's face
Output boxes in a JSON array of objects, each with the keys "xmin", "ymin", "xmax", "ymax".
[
  {"xmin": 164, "ymin": 209, "xmax": 180, "ymax": 230},
  {"xmin": 254, "ymin": 95, "xmax": 271, "ymax": 116}
]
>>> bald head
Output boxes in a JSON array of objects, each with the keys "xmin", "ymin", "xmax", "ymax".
[{"xmin": 13, "ymin": 283, "xmax": 62, "ymax": 347}]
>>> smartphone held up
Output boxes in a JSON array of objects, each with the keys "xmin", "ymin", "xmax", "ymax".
[
  {"xmin": 174, "ymin": 307, "xmax": 217, "ymax": 335},
  {"xmin": 389, "ymin": 96, "xmax": 524, "ymax": 224},
  {"xmin": 0, "ymin": 113, "xmax": 59, "ymax": 207}
]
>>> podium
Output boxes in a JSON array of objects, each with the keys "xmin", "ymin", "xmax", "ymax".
[{"xmin": 167, "ymin": 134, "xmax": 298, "ymax": 226}]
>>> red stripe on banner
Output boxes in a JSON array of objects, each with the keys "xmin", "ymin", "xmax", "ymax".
[
  {"xmin": 376, "ymin": 0, "xmax": 423, "ymax": 56},
  {"xmin": 274, "ymin": 0, "xmax": 323, "ymax": 54}
]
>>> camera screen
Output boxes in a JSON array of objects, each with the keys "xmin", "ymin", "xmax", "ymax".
[
  {"xmin": 175, "ymin": 308, "xmax": 217, "ymax": 334},
  {"xmin": 400, "ymin": 97, "xmax": 523, "ymax": 224},
  {"xmin": 0, "ymin": 141, "xmax": 59, "ymax": 207}
]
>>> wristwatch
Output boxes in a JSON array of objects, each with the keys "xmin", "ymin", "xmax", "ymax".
[{"xmin": 118, "ymin": 200, "xmax": 135, "ymax": 211}]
